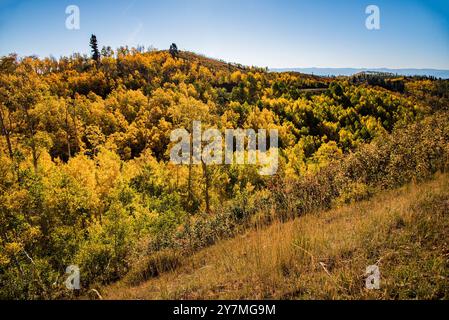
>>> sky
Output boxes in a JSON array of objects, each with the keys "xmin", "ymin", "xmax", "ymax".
[{"xmin": 0, "ymin": 0, "xmax": 448, "ymax": 69}]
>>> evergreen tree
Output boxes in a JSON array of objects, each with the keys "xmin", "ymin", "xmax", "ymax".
[
  {"xmin": 90, "ymin": 34, "xmax": 100, "ymax": 62},
  {"xmin": 169, "ymin": 43, "xmax": 179, "ymax": 57}
]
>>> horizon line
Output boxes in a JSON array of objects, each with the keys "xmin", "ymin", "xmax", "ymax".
[{"xmin": 3, "ymin": 50, "xmax": 449, "ymax": 73}]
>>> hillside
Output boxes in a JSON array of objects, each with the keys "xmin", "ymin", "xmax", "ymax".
[
  {"xmin": 103, "ymin": 173, "xmax": 449, "ymax": 300},
  {"xmin": 1, "ymin": 49, "xmax": 448, "ymax": 299}
]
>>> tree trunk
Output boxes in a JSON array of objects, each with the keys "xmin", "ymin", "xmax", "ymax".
[
  {"xmin": 65, "ymin": 104, "xmax": 71, "ymax": 159},
  {"xmin": 202, "ymin": 160, "xmax": 211, "ymax": 213},
  {"xmin": 71, "ymin": 100, "xmax": 79, "ymax": 153},
  {"xmin": 23, "ymin": 108, "xmax": 38, "ymax": 174},
  {"xmin": 0, "ymin": 105, "xmax": 13, "ymax": 159},
  {"xmin": 187, "ymin": 134, "xmax": 193, "ymax": 212}
]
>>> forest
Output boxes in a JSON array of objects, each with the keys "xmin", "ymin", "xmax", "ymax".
[{"xmin": 0, "ymin": 42, "xmax": 448, "ymax": 299}]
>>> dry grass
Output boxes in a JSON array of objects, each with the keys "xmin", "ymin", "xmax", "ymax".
[{"xmin": 102, "ymin": 173, "xmax": 449, "ymax": 300}]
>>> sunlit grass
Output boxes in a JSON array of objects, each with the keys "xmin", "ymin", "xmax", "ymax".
[{"xmin": 103, "ymin": 172, "xmax": 449, "ymax": 300}]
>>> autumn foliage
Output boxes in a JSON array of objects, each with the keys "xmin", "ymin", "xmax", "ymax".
[{"xmin": 0, "ymin": 49, "xmax": 448, "ymax": 299}]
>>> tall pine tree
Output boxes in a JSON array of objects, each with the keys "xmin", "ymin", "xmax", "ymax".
[{"xmin": 90, "ymin": 34, "xmax": 100, "ymax": 62}]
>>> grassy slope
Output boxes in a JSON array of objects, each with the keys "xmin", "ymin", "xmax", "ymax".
[{"xmin": 103, "ymin": 173, "xmax": 449, "ymax": 300}]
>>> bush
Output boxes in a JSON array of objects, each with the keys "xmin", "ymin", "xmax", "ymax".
[{"xmin": 272, "ymin": 112, "xmax": 449, "ymax": 218}]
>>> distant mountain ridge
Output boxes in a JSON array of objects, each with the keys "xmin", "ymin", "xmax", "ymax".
[{"xmin": 271, "ymin": 67, "xmax": 449, "ymax": 79}]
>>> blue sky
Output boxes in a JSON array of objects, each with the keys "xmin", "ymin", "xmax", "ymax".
[{"xmin": 0, "ymin": 0, "xmax": 448, "ymax": 69}]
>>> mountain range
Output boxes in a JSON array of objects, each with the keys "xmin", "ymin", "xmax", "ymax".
[{"xmin": 271, "ymin": 67, "xmax": 449, "ymax": 79}]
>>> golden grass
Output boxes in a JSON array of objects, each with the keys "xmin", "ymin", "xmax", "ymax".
[{"xmin": 102, "ymin": 173, "xmax": 449, "ymax": 300}]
